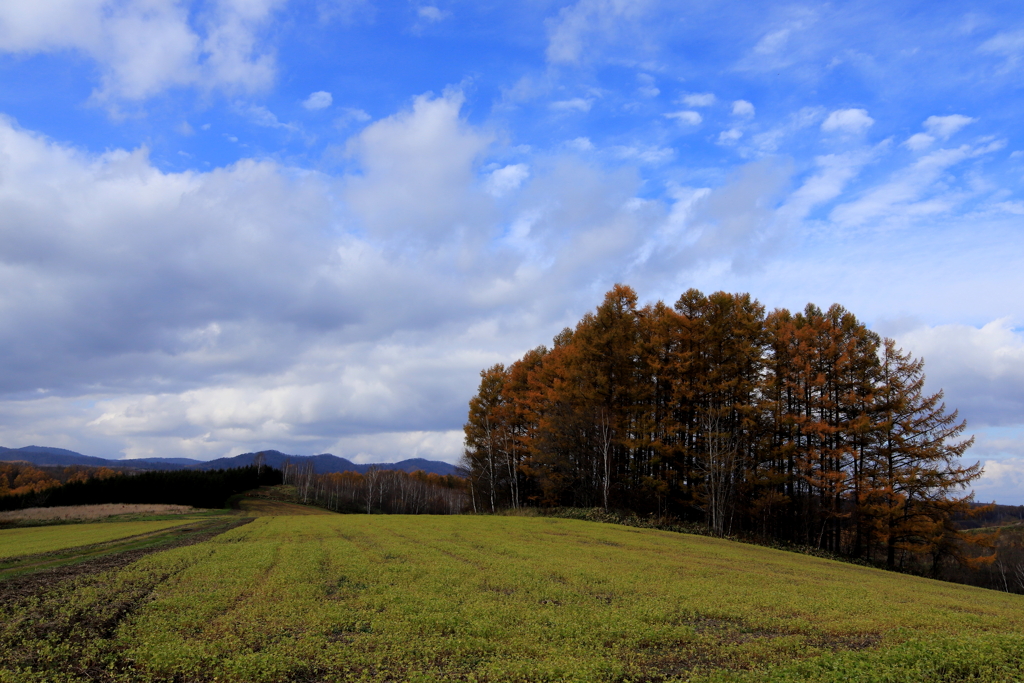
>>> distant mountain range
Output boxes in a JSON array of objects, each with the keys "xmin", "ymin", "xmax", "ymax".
[{"xmin": 0, "ymin": 445, "xmax": 460, "ymax": 477}]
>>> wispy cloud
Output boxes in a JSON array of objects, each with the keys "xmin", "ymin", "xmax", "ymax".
[
  {"xmin": 830, "ymin": 140, "xmax": 1005, "ymax": 228},
  {"xmin": 545, "ymin": 0, "xmax": 654, "ymax": 64},
  {"xmin": 550, "ymin": 97, "xmax": 593, "ymax": 113},
  {"xmin": 924, "ymin": 114, "xmax": 975, "ymax": 138},
  {"xmin": 665, "ymin": 110, "xmax": 701, "ymax": 125},
  {"xmin": 681, "ymin": 92, "xmax": 715, "ymax": 107}
]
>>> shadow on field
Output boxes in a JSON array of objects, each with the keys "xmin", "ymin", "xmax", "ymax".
[{"xmin": 631, "ymin": 616, "xmax": 883, "ymax": 679}]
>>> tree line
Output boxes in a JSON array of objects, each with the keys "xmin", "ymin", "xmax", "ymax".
[
  {"xmin": 463, "ymin": 285, "xmax": 991, "ymax": 574},
  {"xmin": 0, "ymin": 462, "xmax": 126, "ymax": 498},
  {"xmin": 0, "ymin": 465, "xmax": 281, "ymax": 510},
  {"xmin": 280, "ymin": 459, "xmax": 468, "ymax": 514}
]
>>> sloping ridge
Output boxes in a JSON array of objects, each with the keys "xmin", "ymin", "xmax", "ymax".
[
  {"xmin": 0, "ymin": 446, "xmax": 459, "ymax": 476},
  {"xmin": 203, "ymin": 450, "xmax": 459, "ymax": 476}
]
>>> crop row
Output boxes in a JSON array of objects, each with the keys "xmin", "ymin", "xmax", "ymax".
[{"xmin": 2, "ymin": 515, "xmax": 1024, "ymax": 682}]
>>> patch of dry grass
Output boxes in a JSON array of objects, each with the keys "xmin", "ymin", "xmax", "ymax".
[
  {"xmin": 235, "ymin": 497, "xmax": 333, "ymax": 516},
  {"xmin": 0, "ymin": 503, "xmax": 197, "ymax": 523}
]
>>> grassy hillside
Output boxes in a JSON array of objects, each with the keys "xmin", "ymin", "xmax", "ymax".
[{"xmin": 2, "ymin": 513, "xmax": 1023, "ymax": 682}]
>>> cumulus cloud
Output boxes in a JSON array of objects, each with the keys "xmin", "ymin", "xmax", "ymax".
[
  {"xmin": 343, "ymin": 91, "xmax": 494, "ymax": 240},
  {"xmin": 973, "ymin": 458, "xmax": 1024, "ymax": 505},
  {"xmin": 303, "ymin": 91, "xmax": 333, "ymax": 110},
  {"xmin": 0, "ymin": 94, "xmax": 718, "ymax": 461},
  {"xmin": 821, "ymin": 108, "xmax": 874, "ymax": 134},
  {"xmin": 0, "ymin": 0, "xmax": 283, "ymax": 102},
  {"xmin": 484, "ymin": 164, "xmax": 529, "ymax": 198},
  {"xmin": 895, "ymin": 319, "xmax": 1024, "ymax": 429},
  {"xmin": 732, "ymin": 100, "xmax": 755, "ymax": 117}
]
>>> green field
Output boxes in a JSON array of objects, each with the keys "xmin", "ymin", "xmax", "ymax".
[
  {"xmin": 0, "ymin": 518, "xmax": 201, "ymax": 559},
  {"xmin": 2, "ymin": 512, "xmax": 1024, "ymax": 682}
]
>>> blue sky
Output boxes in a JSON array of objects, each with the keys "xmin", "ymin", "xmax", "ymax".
[{"xmin": 1, "ymin": 0, "xmax": 1023, "ymax": 502}]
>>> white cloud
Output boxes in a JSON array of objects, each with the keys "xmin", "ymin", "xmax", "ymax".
[
  {"xmin": 484, "ymin": 164, "xmax": 529, "ymax": 198},
  {"xmin": 829, "ymin": 140, "xmax": 1004, "ymax": 228},
  {"xmin": 736, "ymin": 12, "xmax": 818, "ymax": 73},
  {"xmin": 567, "ymin": 137, "xmax": 594, "ymax": 151},
  {"xmin": 775, "ymin": 149, "xmax": 876, "ymax": 226},
  {"xmin": 303, "ymin": 91, "xmax": 333, "ymax": 110},
  {"xmin": 342, "ymin": 91, "xmax": 494, "ymax": 240},
  {"xmin": 545, "ymin": 0, "xmax": 653, "ymax": 64},
  {"xmin": 732, "ymin": 100, "xmax": 755, "ymax": 117},
  {"xmin": 665, "ymin": 110, "xmax": 702, "ymax": 125},
  {"xmin": 923, "ymin": 114, "xmax": 975, "ymax": 139},
  {"xmin": 636, "ymin": 73, "xmax": 659, "ymax": 98},
  {"xmin": 0, "ymin": 100, "xmax": 689, "ymax": 461},
  {"xmin": 821, "ymin": 108, "xmax": 874, "ymax": 134},
  {"xmin": 417, "ymin": 6, "xmax": 449, "ymax": 22},
  {"xmin": 550, "ymin": 97, "xmax": 593, "ymax": 112},
  {"xmin": 240, "ymin": 105, "xmax": 304, "ymax": 139},
  {"xmin": 0, "ymin": 0, "xmax": 284, "ymax": 102},
  {"xmin": 896, "ymin": 319, "xmax": 1024, "ymax": 429},
  {"xmin": 748, "ymin": 106, "xmax": 824, "ymax": 153},
  {"xmin": 334, "ymin": 107, "xmax": 372, "ymax": 128},
  {"xmin": 718, "ymin": 128, "xmax": 743, "ymax": 144},
  {"xmin": 973, "ymin": 458, "xmax": 1024, "ymax": 505},
  {"xmin": 753, "ymin": 28, "xmax": 791, "ymax": 56},
  {"xmin": 636, "ymin": 159, "xmax": 792, "ymax": 273},
  {"xmin": 904, "ymin": 133, "xmax": 935, "ymax": 151},
  {"xmin": 979, "ymin": 29, "xmax": 1024, "ymax": 71},
  {"xmin": 612, "ymin": 145, "xmax": 674, "ymax": 165},
  {"xmin": 682, "ymin": 92, "xmax": 716, "ymax": 107}
]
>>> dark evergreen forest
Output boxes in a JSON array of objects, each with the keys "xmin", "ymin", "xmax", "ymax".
[{"xmin": 0, "ymin": 465, "xmax": 282, "ymax": 510}]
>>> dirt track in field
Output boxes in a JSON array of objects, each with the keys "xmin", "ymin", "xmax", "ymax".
[{"xmin": 0, "ymin": 516, "xmax": 252, "ymax": 607}]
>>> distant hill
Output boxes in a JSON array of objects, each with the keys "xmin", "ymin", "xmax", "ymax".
[
  {"xmin": 204, "ymin": 450, "xmax": 460, "ymax": 476},
  {"xmin": 0, "ymin": 445, "xmax": 459, "ymax": 476},
  {"xmin": 0, "ymin": 446, "xmax": 124, "ymax": 467}
]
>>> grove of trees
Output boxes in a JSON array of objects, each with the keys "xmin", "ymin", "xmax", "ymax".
[
  {"xmin": 280, "ymin": 460, "xmax": 468, "ymax": 514},
  {"xmin": 463, "ymin": 285, "xmax": 991, "ymax": 574}
]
